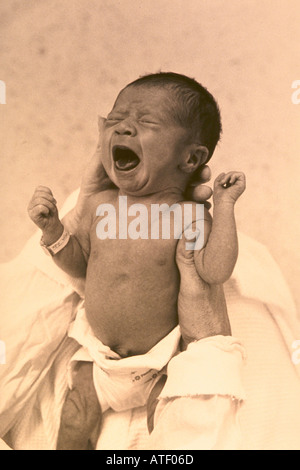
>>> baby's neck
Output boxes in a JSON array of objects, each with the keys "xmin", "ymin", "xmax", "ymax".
[{"xmin": 117, "ymin": 187, "xmax": 185, "ymax": 207}]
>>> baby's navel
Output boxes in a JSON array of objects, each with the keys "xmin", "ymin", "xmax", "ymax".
[
  {"xmin": 156, "ymin": 256, "xmax": 168, "ymax": 266},
  {"xmin": 115, "ymin": 272, "xmax": 130, "ymax": 283}
]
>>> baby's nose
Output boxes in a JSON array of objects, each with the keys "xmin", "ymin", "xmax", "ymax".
[{"xmin": 114, "ymin": 119, "xmax": 137, "ymax": 136}]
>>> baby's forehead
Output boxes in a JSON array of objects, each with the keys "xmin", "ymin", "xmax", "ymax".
[{"xmin": 112, "ymin": 85, "xmax": 175, "ymax": 115}]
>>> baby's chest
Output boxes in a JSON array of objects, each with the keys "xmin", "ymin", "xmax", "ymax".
[
  {"xmin": 89, "ymin": 227, "xmax": 178, "ymax": 271},
  {"xmin": 88, "ymin": 197, "xmax": 186, "ymax": 274}
]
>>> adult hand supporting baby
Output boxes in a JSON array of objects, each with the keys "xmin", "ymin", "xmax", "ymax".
[
  {"xmin": 184, "ymin": 164, "xmax": 213, "ymax": 208},
  {"xmin": 147, "ymin": 237, "xmax": 232, "ymax": 433},
  {"xmin": 176, "ymin": 232, "xmax": 231, "ymax": 349}
]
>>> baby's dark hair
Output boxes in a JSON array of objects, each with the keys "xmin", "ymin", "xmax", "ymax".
[{"xmin": 124, "ymin": 72, "xmax": 222, "ymax": 162}]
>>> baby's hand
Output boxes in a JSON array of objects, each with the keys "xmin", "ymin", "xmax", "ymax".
[
  {"xmin": 28, "ymin": 186, "xmax": 60, "ymax": 232},
  {"xmin": 213, "ymin": 171, "xmax": 246, "ymax": 205}
]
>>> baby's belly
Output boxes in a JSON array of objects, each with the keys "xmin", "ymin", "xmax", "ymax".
[{"xmin": 84, "ymin": 239, "xmax": 180, "ymax": 357}]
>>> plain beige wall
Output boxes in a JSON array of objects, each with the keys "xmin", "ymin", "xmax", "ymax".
[{"xmin": 0, "ymin": 0, "xmax": 300, "ymax": 312}]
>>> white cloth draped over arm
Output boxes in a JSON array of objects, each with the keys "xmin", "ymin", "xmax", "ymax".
[{"xmin": 147, "ymin": 336, "xmax": 246, "ymax": 450}]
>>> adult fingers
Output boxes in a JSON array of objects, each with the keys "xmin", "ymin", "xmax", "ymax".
[
  {"xmin": 190, "ymin": 164, "xmax": 212, "ymax": 184},
  {"xmin": 185, "ymin": 184, "xmax": 213, "ymax": 202}
]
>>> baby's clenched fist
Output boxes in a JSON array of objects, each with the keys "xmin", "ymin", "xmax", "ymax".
[
  {"xmin": 213, "ymin": 171, "xmax": 246, "ymax": 205},
  {"xmin": 28, "ymin": 186, "xmax": 60, "ymax": 233}
]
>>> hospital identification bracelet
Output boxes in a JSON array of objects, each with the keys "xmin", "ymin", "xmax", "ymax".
[{"xmin": 40, "ymin": 226, "xmax": 71, "ymax": 256}]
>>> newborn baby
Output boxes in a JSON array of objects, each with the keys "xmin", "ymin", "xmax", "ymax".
[{"xmin": 28, "ymin": 72, "xmax": 245, "ymax": 449}]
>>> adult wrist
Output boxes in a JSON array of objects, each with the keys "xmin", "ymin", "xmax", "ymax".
[
  {"xmin": 180, "ymin": 318, "xmax": 232, "ymax": 350},
  {"xmin": 180, "ymin": 332, "xmax": 223, "ymax": 351}
]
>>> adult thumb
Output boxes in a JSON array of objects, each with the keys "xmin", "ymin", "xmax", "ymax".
[
  {"xmin": 95, "ymin": 116, "xmax": 106, "ymax": 153},
  {"xmin": 98, "ymin": 115, "xmax": 106, "ymax": 134},
  {"xmin": 176, "ymin": 222, "xmax": 202, "ymax": 267}
]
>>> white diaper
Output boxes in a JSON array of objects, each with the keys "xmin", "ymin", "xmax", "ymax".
[{"xmin": 67, "ymin": 305, "xmax": 181, "ymax": 413}]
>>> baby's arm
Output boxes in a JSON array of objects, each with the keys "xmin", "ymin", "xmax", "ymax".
[
  {"xmin": 28, "ymin": 186, "xmax": 91, "ymax": 278},
  {"xmin": 194, "ymin": 172, "xmax": 246, "ymax": 284}
]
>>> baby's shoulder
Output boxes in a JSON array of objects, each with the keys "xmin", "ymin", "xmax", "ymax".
[
  {"xmin": 88, "ymin": 188, "xmax": 119, "ymax": 209},
  {"xmin": 82, "ymin": 189, "xmax": 119, "ymax": 225}
]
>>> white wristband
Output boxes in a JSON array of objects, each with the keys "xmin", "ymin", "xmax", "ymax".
[{"xmin": 40, "ymin": 226, "xmax": 71, "ymax": 256}]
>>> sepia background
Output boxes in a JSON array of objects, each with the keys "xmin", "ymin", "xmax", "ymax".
[{"xmin": 0, "ymin": 0, "xmax": 300, "ymax": 314}]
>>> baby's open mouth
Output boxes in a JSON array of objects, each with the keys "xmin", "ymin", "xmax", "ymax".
[{"xmin": 112, "ymin": 146, "xmax": 140, "ymax": 172}]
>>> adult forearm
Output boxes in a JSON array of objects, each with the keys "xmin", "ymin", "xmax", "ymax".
[{"xmin": 178, "ymin": 283, "xmax": 231, "ymax": 350}]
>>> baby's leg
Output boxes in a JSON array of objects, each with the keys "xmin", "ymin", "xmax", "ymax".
[{"xmin": 57, "ymin": 361, "xmax": 102, "ymax": 450}]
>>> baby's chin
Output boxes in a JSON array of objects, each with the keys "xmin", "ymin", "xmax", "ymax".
[
  {"xmin": 114, "ymin": 178, "xmax": 150, "ymax": 196},
  {"xmin": 107, "ymin": 167, "xmax": 149, "ymax": 195},
  {"xmin": 107, "ymin": 164, "xmax": 180, "ymax": 197}
]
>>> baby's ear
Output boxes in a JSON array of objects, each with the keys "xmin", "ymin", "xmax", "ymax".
[{"xmin": 179, "ymin": 145, "xmax": 209, "ymax": 174}]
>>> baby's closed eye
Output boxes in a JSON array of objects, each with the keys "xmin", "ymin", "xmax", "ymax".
[
  {"xmin": 106, "ymin": 117, "xmax": 122, "ymax": 123},
  {"xmin": 140, "ymin": 119, "xmax": 159, "ymax": 126}
]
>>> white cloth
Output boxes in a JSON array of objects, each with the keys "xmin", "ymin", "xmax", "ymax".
[
  {"xmin": 2, "ymin": 334, "xmax": 246, "ymax": 450},
  {"xmin": 148, "ymin": 397, "xmax": 243, "ymax": 450},
  {"xmin": 148, "ymin": 336, "xmax": 246, "ymax": 450},
  {"xmin": 67, "ymin": 306, "xmax": 181, "ymax": 412},
  {"xmin": 158, "ymin": 336, "xmax": 246, "ymax": 401}
]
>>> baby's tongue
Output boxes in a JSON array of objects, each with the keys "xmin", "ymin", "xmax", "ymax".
[
  {"xmin": 115, "ymin": 156, "xmax": 139, "ymax": 171},
  {"xmin": 114, "ymin": 148, "xmax": 140, "ymax": 171}
]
